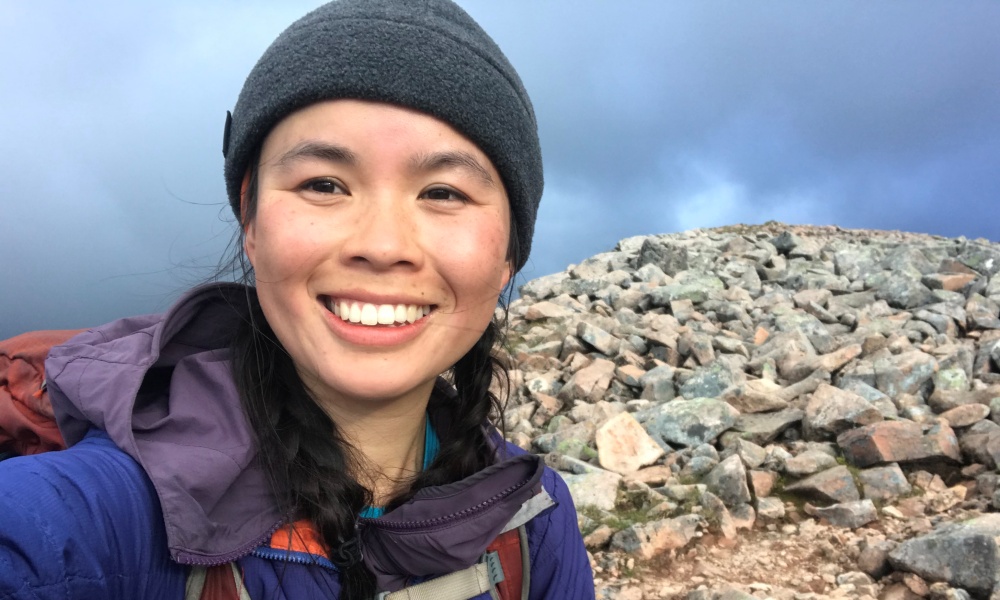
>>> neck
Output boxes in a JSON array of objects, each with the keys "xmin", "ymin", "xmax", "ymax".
[{"xmin": 309, "ymin": 378, "xmax": 436, "ymax": 506}]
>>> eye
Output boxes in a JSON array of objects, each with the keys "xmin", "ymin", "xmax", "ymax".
[
  {"xmin": 300, "ymin": 178, "xmax": 348, "ymax": 195},
  {"xmin": 420, "ymin": 186, "xmax": 469, "ymax": 203}
]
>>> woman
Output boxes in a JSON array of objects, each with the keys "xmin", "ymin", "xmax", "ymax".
[{"xmin": 0, "ymin": 1, "xmax": 594, "ymax": 598}]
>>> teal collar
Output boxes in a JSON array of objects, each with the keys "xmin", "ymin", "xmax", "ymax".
[{"xmin": 359, "ymin": 418, "xmax": 439, "ymax": 518}]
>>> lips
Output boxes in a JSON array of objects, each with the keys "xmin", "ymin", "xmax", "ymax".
[{"xmin": 323, "ymin": 297, "xmax": 433, "ymax": 327}]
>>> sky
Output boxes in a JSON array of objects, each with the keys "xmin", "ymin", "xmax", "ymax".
[{"xmin": 2, "ymin": 1, "xmax": 999, "ymax": 338}]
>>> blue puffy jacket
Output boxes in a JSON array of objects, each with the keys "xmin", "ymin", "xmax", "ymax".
[{"xmin": 0, "ymin": 284, "xmax": 595, "ymax": 599}]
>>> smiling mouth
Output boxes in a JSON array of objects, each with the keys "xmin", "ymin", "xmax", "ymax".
[{"xmin": 323, "ymin": 297, "xmax": 434, "ymax": 327}]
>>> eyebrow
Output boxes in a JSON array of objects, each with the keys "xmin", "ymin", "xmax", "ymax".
[
  {"xmin": 410, "ymin": 150, "xmax": 498, "ymax": 189},
  {"xmin": 272, "ymin": 141, "xmax": 359, "ymax": 170}
]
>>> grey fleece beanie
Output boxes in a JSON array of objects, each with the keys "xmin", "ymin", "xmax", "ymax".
[{"xmin": 223, "ymin": 0, "xmax": 542, "ymax": 270}]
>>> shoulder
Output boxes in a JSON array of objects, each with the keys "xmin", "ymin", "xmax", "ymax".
[
  {"xmin": 0, "ymin": 430, "xmax": 185, "ymax": 599},
  {"xmin": 498, "ymin": 441, "xmax": 596, "ymax": 600}
]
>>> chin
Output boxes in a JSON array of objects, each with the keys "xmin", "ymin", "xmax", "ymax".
[{"xmin": 311, "ymin": 367, "xmax": 441, "ymax": 407}]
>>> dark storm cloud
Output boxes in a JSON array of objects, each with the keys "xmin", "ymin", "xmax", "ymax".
[
  {"xmin": 462, "ymin": 1, "xmax": 1000, "ymax": 279},
  {"xmin": 2, "ymin": 1, "xmax": 999, "ymax": 337}
]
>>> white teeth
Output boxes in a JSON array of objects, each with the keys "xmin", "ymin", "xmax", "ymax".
[
  {"xmin": 329, "ymin": 298, "xmax": 432, "ymax": 326},
  {"xmin": 377, "ymin": 304, "xmax": 396, "ymax": 325},
  {"xmin": 361, "ymin": 304, "xmax": 378, "ymax": 325}
]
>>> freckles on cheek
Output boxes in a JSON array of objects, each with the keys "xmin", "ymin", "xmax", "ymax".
[{"xmin": 254, "ymin": 207, "xmax": 320, "ymax": 279}]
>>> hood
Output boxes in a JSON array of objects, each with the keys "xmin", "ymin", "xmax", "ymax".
[
  {"xmin": 44, "ymin": 282, "xmax": 550, "ymax": 582},
  {"xmin": 46, "ymin": 282, "xmax": 277, "ymax": 564}
]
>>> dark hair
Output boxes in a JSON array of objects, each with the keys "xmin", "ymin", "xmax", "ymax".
[{"xmin": 228, "ymin": 154, "xmax": 519, "ymax": 599}]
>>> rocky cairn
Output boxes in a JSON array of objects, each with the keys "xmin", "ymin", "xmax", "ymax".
[{"xmin": 500, "ymin": 224, "xmax": 1000, "ymax": 600}]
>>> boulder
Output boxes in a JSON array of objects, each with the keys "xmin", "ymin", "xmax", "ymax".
[
  {"xmin": 802, "ymin": 383, "xmax": 883, "ymax": 440},
  {"xmin": 610, "ymin": 514, "xmax": 702, "ymax": 559},
  {"xmin": 595, "ymin": 412, "xmax": 665, "ymax": 474},
  {"xmin": 702, "ymin": 454, "xmax": 752, "ymax": 507},
  {"xmin": 889, "ymin": 514, "xmax": 1000, "ymax": 597},
  {"xmin": 563, "ymin": 469, "xmax": 622, "ymax": 511},
  {"xmin": 558, "ymin": 358, "xmax": 616, "ymax": 403},
  {"xmin": 643, "ymin": 397, "xmax": 739, "ymax": 447},
  {"xmin": 807, "ymin": 499, "xmax": 878, "ymax": 529},
  {"xmin": 730, "ymin": 408, "xmax": 804, "ymax": 445},
  {"xmin": 837, "ymin": 420, "xmax": 962, "ymax": 468},
  {"xmin": 784, "ymin": 465, "xmax": 860, "ymax": 504}
]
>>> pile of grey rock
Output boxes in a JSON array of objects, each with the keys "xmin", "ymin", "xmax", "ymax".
[{"xmin": 502, "ymin": 223, "xmax": 1000, "ymax": 599}]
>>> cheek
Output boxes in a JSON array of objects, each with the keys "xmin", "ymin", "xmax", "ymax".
[
  {"xmin": 250, "ymin": 202, "xmax": 322, "ymax": 281},
  {"xmin": 439, "ymin": 213, "xmax": 510, "ymax": 294}
]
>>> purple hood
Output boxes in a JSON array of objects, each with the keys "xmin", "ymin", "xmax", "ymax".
[{"xmin": 44, "ymin": 283, "xmax": 544, "ymax": 589}]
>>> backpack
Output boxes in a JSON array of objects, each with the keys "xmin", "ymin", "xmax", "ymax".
[
  {"xmin": 187, "ymin": 525, "xmax": 528, "ymax": 600},
  {"xmin": 1, "ymin": 330, "xmax": 530, "ymax": 600}
]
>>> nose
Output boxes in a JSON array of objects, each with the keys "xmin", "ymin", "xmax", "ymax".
[{"xmin": 339, "ymin": 195, "xmax": 422, "ymax": 271}]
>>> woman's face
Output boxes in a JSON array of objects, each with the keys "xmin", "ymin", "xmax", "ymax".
[{"xmin": 245, "ymin": 100, "xmax": 511, "ymax": 410}]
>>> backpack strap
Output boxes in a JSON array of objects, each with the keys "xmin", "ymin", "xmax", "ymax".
[
  {"xmin": 185, "ymin": 563, "xmax": 251, "ymax": 600},
  {"xmin": 485, "ymin": 528, "xmax": 524, "ymax": 600},
  {"xmin": 378, "ymin": 488, "xmax": 553, "ymax": 600},
  {"xmin": 378, "ymin": 526, "xmax": 530, "ymax": 600},
  {"xmin": 377, "ymin": 557, "xmax": 500, "ymax": 600}
]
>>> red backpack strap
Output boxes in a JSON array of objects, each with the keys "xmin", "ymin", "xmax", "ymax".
[
  {"xmin": 485, "ymin": 526, "xmax": 529, "ymax": 600},
  {"xmin": 185, "ymin": 563, "xmax": 250, "ymax": 600}
]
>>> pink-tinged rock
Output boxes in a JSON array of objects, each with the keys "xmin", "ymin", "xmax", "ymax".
[
  {"xmin": 614, "ymin": 364, "xmax": 646, "ymax": 388},
  {"xmin": 921, "ymin": 273, "xmax": 977, "ymax": 292},
  {"xmin": 558, "ymin": 358, "xmax": 616, "ymax": 402},
  {"xmin": 623, "ymin": 465, "xmax": 674, "ymax": 487},
  {"xmin": 529, "ymin": 392, "xmax": 563, "ymax": 428},
  {"xmin": 928, "ymin": 386, "xmax": 1000, "ymax": 413},
  {"xmin": 749, "ymin": 469, "xmax": 778, "ymax": 497},
  {"xmin": 610, "ymin": 514, "xmax": 702, "ymax": 559},
  {"xmin": 595, "ymin": 412, "xmax": 665, "ymax": 474},
  {"xmin": 524, "ymin": 300, "xmax": 575, "ymax": 320},
  {"xmin": 807, "ymin": 499, "xmax": 878, "ymax": 529},
  {"xmin": 939, "ymin": 403, "xmax": 990, "ymax": 428},
  {"xmin": 958, "ymin": 420, "xmax": 1000, "ymax": 469},
  {"xmin": 728, "ymin": 379, "xmax": 788, "ymax": 414},
  {"xmin": 803, "ymin": 383, "xmax": 883, "ymax": 440},
  {"xmin": 793, "ymin": 288, "xmax": 833, "ymax": 309},
  {"xmin": 858, "ymin": 463, "xmax": 912, "ymax": 501},
  {"xmin": 837, "ymin": 420, "xmax": 962, "ymax": 468},
  {"xmin": 783, "ymin": 344, "xmax": 864, "ymax": 382}
]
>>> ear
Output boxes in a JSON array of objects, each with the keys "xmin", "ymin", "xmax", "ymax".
[
  {"xmin": 500, "ymin": 262, "xmax": 512, "ymax": 291},
  {"xmin": 240, "ymin": 170, "xmax": 257, "ymax": 267}
]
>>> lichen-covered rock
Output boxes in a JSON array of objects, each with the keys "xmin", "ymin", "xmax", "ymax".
[
  {"xmin": 730, "ymin": 408, "xmax": 804, "ymax": 445},
  {"xmin": 702, "ymin": 454, "xmax": 752, "ymax": 507},
  {"xmin": 858, "ymin": 463, "xmax": 912, "ymax": 501},
  {"xmin": 889, "ymin": 514, "xmax": 1000, "ymax": 597},
  {"xmin": 501, "ymin": 224, "xmax": 1000, "ymax": 595},
  {"xmin": 643, "ymin": 397, "xmax": 739, "ymax": 447},
  {"xmin": 563, "ymin": 469, "xmax": 622, "ymax": 511},
  {"xmin": 610, "ymin": 514, "xmax": 702, "ymax": 559},
  {"xmin": 784, "ymin": 465, "xmax": 860, "ymax": 504}
]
